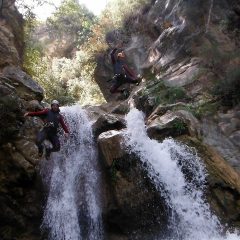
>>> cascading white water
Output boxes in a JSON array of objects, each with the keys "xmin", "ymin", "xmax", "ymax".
[
  {"xmin": 40, "ymin": 105, "xmax": 103, "ymax": 240},
  {"xmin": 124, "ymin": 108, "xmax": 239, "ymax": 240}
]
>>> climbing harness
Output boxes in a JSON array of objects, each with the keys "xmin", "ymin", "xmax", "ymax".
[{"xmin": 44, "ymin": 122, "xmax": 54, "ymax": 128}]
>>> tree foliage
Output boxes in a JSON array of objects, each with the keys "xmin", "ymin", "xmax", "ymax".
[
  {"xmin": 46, "ymin": 0, "xmax": 95, "ymax": 46},
  {"xmin": 21, "ymin": 0, "xmax": 151, "ymax": 106},
  {"xmin": 105, "ymin": 0, "xmax": 150, "ymax": 27}
]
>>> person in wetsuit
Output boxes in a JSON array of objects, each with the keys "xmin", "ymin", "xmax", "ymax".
[
  {"xmin": 110, "ymin": 48, "xmax": 140, "ymax": 94},
  {"xmin": 24, "ymin": 100, "xmax": 69, "ymax": 159}
]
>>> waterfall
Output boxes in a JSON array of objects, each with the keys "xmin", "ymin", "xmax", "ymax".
[
  {"xmin": 124, "ymin": 108, "xmax": 239, "ymax": 240},
  {"xmin": 40, "ymin": 105, "xmax": 103, "ymax": 240}
]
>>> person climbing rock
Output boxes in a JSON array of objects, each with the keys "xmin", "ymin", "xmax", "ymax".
[
  {"xmin": 110, "ymin": 47, "xmax": 141, "ymax": 97},
  {"xmin": 24, "ymin": 100, "xmax": 69, "ymax": 160}
]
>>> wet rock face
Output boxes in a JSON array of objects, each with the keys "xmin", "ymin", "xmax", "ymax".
[
  {"xmin": 0, "ymin": 88, "xmax": 44, "ymax": 240},
  {"xmin": 202, "ymin": 105, "xmax": 240, "ymax": 172},
  {"xmin": 0, "ymin": 78, "xmax": 44, "ymax": 239},
  {"xmin": 0, "ymin": 1, "xmax": 44, "ymax": 239},
  {"xmin": 92, "ymin": 114, "xmax": 126, "ymax": 137},
  {"xmin": 98, "ymin": 130, "xmax": 169, "ymax": 237},
  {"xmin": 0, "ymin": 0, "xmax": 24, "ymax": 67},
  {"xmin": 0, "ymin": 147, "xmax": 43, "ymax": 240},
  {"xmin": 217, "ymin": 106, "xmax": 240, "ymax": 147},
  {"xmin": 180, "ymin": 137, "xmax": 240, "ymax": 228}
]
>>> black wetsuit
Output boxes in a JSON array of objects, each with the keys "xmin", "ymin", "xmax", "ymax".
[
  {"xmin": 27, "ymin": 109, "xmax": 69, "ymax": 155},
  {"xmin": 110, "ymin": 48, "xmax": 139, "ymax": 93}
]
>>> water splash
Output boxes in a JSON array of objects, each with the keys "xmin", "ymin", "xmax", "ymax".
[
  {"xmin": 41, "ymin": 105, "xmax": 103, "ymax": 240},
  {"xmin": 124, "ymin": 108, "xmax": 239, "ymax": 240}
]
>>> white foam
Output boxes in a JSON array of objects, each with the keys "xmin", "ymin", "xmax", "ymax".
[
  {"xmin": 125, "ymin": 108, "xmax": 240, "ymax": 240},
  {"xmin": 41, "ymin": 105, "xmax": 103, "ymax": 240}
]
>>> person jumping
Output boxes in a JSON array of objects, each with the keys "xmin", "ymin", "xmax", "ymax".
[
  {"xmin": 24, "ymin": 100, "xmax": 69, "ymax": 160},
  {"xmin": 110, "ymin": 48, "xmax": 141, "ymax": 97}
]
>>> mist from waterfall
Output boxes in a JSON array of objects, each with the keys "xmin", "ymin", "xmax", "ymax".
[
  {"xmin": 40, "ymin": 105, "xmax": 103, "ymax": 240},
  {"xmin": 124, "ymin": 108, "xmax": 239, "ymax": 240}
]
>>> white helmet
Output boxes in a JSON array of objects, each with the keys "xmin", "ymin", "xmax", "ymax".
[{"xmin": 51, "ymin": 100, "xmax": 59, "ymax": 106}]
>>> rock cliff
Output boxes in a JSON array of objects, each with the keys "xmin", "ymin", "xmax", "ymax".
[
  {"xmin": 0, "ymin": 1, "xmax": 44, "ymax": 239},
  {"xmin": 92, "ymin": 0, "xmax": 240, "ymax": 237}
]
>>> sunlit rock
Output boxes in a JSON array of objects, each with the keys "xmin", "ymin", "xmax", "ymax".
[
  {"xmin": 2, "ymin": 66, "xmax": 44, "ymax": 101},
  {"xmin": 92, "ymin": 114, "xmax": 126, "ymax": 137}
]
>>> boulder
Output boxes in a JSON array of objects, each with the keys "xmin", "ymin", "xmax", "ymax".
[
  {"xmin": 147, "ymin": 102, "xmax": 187, "ymax": 122},
  {"xmin": 2, "ymin": 66, "xmax": 44, "ymax": 101},
  {"xmin": 92, "ymin": 113, "xmax": 126, "ymax": 137},
  {"xmin": 147, "ymin": 110, "xmax": 188, "ymax": 139},
  {"xmin": 98, "ymin": 130, "xmax": 169, "ymax": 236},
  {"xmin": 98, "ymin": 130, "xmax": 125, "ymax": 167}
]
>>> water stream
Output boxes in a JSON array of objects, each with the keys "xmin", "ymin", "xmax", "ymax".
[
  {"xmin": 39, "ymin": 105, "xmax": 239, "ymax": 240},
  {"xmin": 124, "ymin": 108, "xmax": 239, "ymax": 240},
  {"xmin": 40, "ymin": 105, "xmax": 103, "ymax": 240}
]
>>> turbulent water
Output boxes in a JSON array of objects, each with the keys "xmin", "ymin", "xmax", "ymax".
[
  {"xmin": 124, "ymin": 108, "xmax": 239, "ymax": 240},
  {"xmin": 40, "ymin": 105, "xmax": 103, "ymax": 240},
  {"xmin": 38, "ymin": 105, "xmax": 239, "ymax": 240}
]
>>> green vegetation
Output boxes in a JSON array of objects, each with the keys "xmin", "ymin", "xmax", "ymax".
[
  {"xmin": 173, "ymin": 120, "xmax": 188, "ymax": 135},
  {"xmin": 46, "ymin": 0, "xmax": 95, "ymax": 46},
  {"xmin": 20, "ymin": 0, "xmax": 151, "ymax": 105},
  {"xmin": 191, "ymin": 102, "xmax": 219, "ymax": 119},
  {"xmin": 141, "ymin": 81, "xmax": 187, "ymax": 106},
  {"xmin": 105, "ymin": 0, "xmax": 149, "ymax": 27},
  {"xmin": 21, "ymin": 0, "xmax": 104, "ymax": 105}
]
